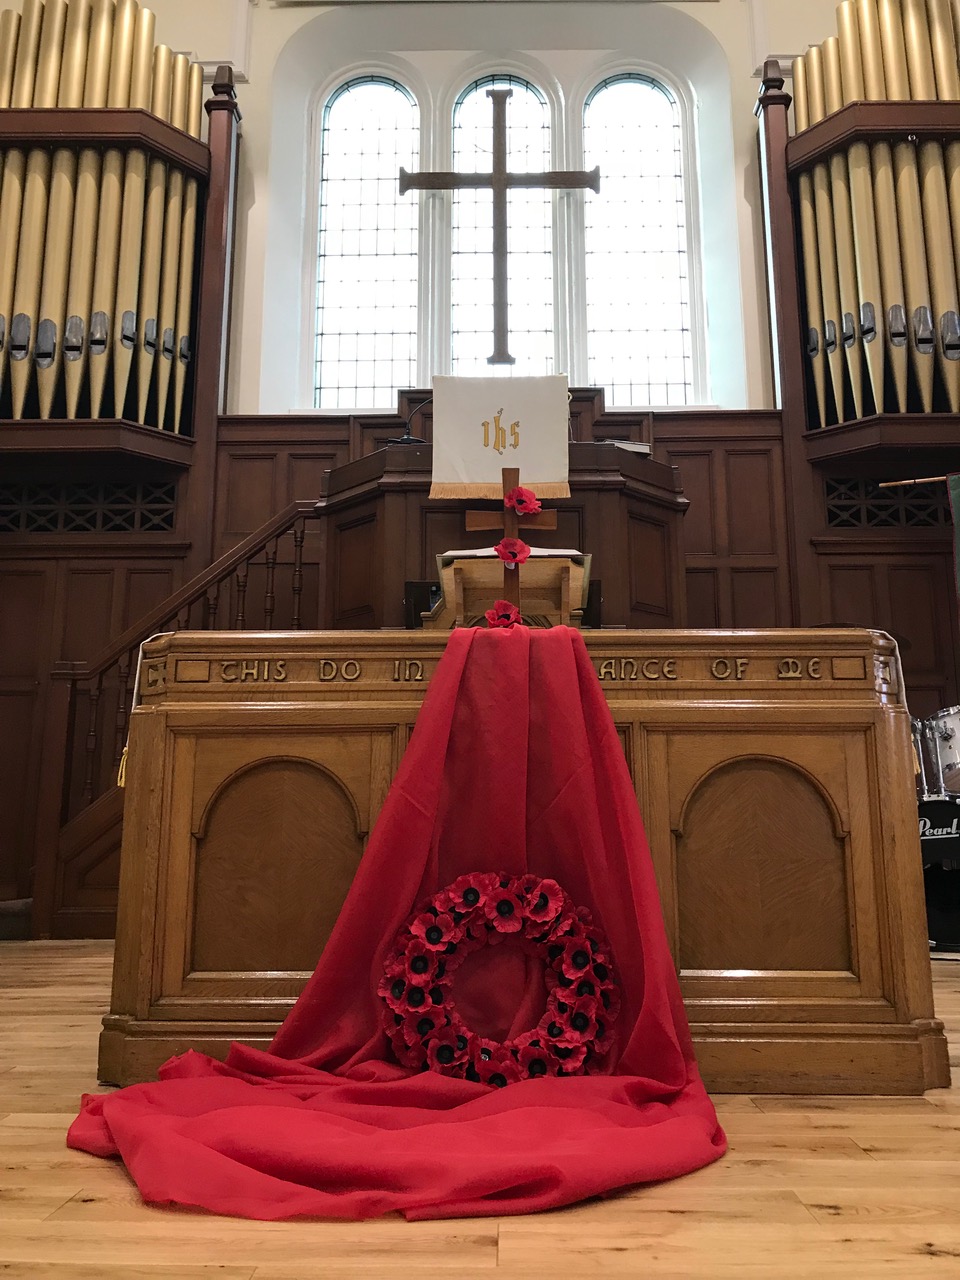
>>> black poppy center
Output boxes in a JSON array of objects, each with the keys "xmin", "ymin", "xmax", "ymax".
[
  {"xmin": 426, "ymin": 925, "xmax": 443, "ymax": 944},
  {"xmin": 577, "ymin": 980, "xmax": 595, "ymax": 997},
  {"xmin": 436, "ymin": 1045, "xmax": 455, "ymax": 1064},
  {"xmin": 411, "ymin": 956, "xmax": 429, "ymax": 974},
  {"xmin": 571, "ymin": 1012, "xmax": 590, "ymax": 1032},
  {"xmin": 528, "ymin": 1058, "xmax": 547, "ymax": 1076},
  {"xmin": 463, "ymin": 888, "xmax": 480, "ymax": 906},
  {"xmin": 547, "ymin": 1021, "xmax": 563, "ymax": 1038},
  {"xmin": 594, "ymin": 963, "xmax": 609, "ymax": 981},
  {"xmin": 416, "ymin": 1016, "xmax": 435, "ymax": 1035},
  {"xmin": 489, "ymin": 1072, "xmax": 508, "ymax": 1088},
  {"xmin": 407, "ymin": 988, "xmax": 425, "ymax": 1007},
  {"xmin": 535, "ymin": 893, "xmax": 549, "ymax": 911},
  {"xmin": 572, "ymin": 949, "xmax": 590, "ymax": 970},
  {"xmin": 496, "ymin": 899, "xmax": 515, "ymax": 917},
  {"xmin": 390, "ymin": 979, "xmax": 405, "ymax": 999}
]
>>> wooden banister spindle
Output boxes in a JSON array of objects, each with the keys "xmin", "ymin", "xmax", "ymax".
[
  {"xmin": 264, "ymin": 540, "xmax": 277, "ymax": 629},
  {"xmin": 82, "ymin": 674, "xmax": 104, "ymax": 802},
  {"xmin": 234, "ymin": 562, "xmax": 248, "ymax": 628},
  {"xmin": 113, "ymin": 652, "xmax": 132, "ymax": 767},
  {"xmin": 292, "ymin": 521, "xmax": 305, "ymax": 630},
  {"xmin": 203, "ymin": 583, "xmax": 220, "ymax": 629}
]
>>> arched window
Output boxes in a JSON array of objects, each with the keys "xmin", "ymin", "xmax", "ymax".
[
  {"xmin": 450, "ymin": 75, "xmax": 553, "ymax": 378},
  {"xmin": 267, "ymin": 5, "xmax": 744, "ymax": 414},
  {"xmin": 315, "ymin": 78, "xmax": 420, "ymax": 409},
  {"xmin": 583, "ymin": 75, "xmax": 694, "ymax": 408}
]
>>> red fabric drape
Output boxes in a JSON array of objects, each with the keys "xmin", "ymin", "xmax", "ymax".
[{"xmin": 69, "ymin": 626, "xmax": 725, "ymax": 1219}]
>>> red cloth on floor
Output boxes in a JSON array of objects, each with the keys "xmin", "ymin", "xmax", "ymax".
[{"xmin": 69, "ymin": 626, "xmax": 725, "ymax": 1219}]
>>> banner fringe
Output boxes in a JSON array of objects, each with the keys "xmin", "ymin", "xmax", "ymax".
[{"xmin": 429, "ymin": 482, "xmax": 571, "ymax": 500}]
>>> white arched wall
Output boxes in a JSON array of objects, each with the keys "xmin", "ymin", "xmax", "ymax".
[{"xmin": 257, "ymin": 2, "xmax": 748, "ymax": 413}]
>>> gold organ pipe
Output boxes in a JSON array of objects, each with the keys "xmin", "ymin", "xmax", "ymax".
[
  {"xmin": 855, "ymin": 0, "xmax": 910, "ymax": 410},
  {"xmin": 805, "ymin": 44, "xmax": 848, "ymax": 419},
  {"xmin": 876, "ymin": 0, "xmax": 935, "ymax": 410},
  {"xmin": 901, "ymin": 0, "xmax": 960, "ymax": 409},
  {"xmin": 822, "ymin": 36, "xmax": 866, "ymax": 417},
  {"xmin": 837, "ymin": 1, "xmax": 887, "ymax": 414},
  {"xmin": 153, "ymin": 52, "xmax": 189, "ymax": 428},
  {"xmin": 9, "ymin": 0, "xmax": 69, "ymax": 419},
  {"xmin": 0, "ymin": 0, "xmax": 43, "ymax": 404},
  {"xmin": 88, "ymin": 0, "xmax": 139, "ymax": 417},
  {"xmin": 64, "ymin": 0, "xmax": 116, "ymax": 417},
  {"xmin": 0, "ymin": 8, "xmax": 21, "ymax": 228},
  {"xmin": 36, "ymin": 0, "xmax": 94, "ymax": 418},
  {"xmin": 135, "ymin": 42, "xmax": 172, "ymax": 424},
  {"xmin": 792, "ymin": 56, "xmax": 829, "ymax": 428},
  {"xmin": 928, "ymin": 0, "xmax": 960, "ymax": 359},
  {"xmin": 173, "ymin": 60, "xmax": 204, "ymax": 433},
  {"xmin": 112, "ymin": 5, "xmax": 157, "ymax": 419}
]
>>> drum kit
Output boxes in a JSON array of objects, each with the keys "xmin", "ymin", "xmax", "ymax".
[{"xmin": 913, "ymin": 708, "xmax": 960, "ymax": 950}]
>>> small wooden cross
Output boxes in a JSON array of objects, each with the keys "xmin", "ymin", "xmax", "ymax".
[{"xmin": 465, "ymin": 466, "xmax": 557, "ymax": 608}]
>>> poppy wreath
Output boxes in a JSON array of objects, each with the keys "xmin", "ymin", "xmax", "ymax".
[{"xmin": 378, "ymin": 871, "xmax": 621, "ymax": 1086}]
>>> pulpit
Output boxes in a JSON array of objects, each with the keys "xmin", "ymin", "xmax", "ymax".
[{"xmin": 321, "ymin": 441, "xmax": 687, "ymax": 629}]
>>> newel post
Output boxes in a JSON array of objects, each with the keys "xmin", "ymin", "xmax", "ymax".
[
  {"xmin": 183, "ymin": 65, "xmax": 242, "ymax": 575},
  {"xmin": 755, "ymin": 60, "xmax": 822, "ymax": 625},
  {"xmin": 755, "ymin": 60, "xmax": 808, "ymax": 433}
]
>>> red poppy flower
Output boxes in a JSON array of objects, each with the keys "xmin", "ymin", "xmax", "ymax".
[
  {"xmin": 559, "ymin": 938, "xmax": 595, "ymax": 981},
  {"xmin": 485, "ymin": 599, "xmax": 522, "ymax": 628},
  {"xmin": 472, "ymin": 1041, "xmax": 522, "ymax": 1087},
  {"xmin": 426, "ymin": 1025, "xmax": 469, "ymax": 1073},
  {"xmin": 598, "ymin": 981, "xmax": 621, "ymax": 1021},
  {"xmin": 377, "ymin": 965, "xmax": 411, "ymax": 1013},
  {"xmin": 483, "ymin": 889, "xmax": 525, "ymax": 933},
  {"xmin": 504, "ymin": 486, "xmax": 542, "ymax": 514},
  {"xmin": 494, "ymin": 537, "xmax": 531, "ymax": 568},
  {"xmin": 556, "ymin": 995, "xmax": 599, "ymax": 1044},
  {"xmin": 435, "ymin": 872, "xmax": 498, "ymax": 916},
  {"xmin": 525, "ymin": 878, "xmax": 564, "ymax": 924},
  {"xmin": 402, "ymin": 939, "xmax": 443, "ymax": 983},
  {"xmin": 410, "ymin": 911, "xmax": 457, "ymax": 950},
  {"xmin": 517, "ymin": 1042, "xmax": 556, "ymax": 1078},
  {"xmin": 548, "ymin": 1039, "xmax": 588, "ymax": 1072}
]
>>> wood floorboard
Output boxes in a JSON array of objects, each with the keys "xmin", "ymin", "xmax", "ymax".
[{"xmin": 0, "ymin": 940, "xmax": 956, "ymax": 1278}]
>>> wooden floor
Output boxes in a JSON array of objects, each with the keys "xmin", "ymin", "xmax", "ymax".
[{"xmin": 0, "ymin": 944, "xmax": 958, "ymax": 1279}]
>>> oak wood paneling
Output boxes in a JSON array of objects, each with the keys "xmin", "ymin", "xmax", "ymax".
[
  {"xmin": 678, "ymin": 757, "xmax": 850, "ymax": 972},
  {"xmin": 192, "ymin": 759, "xmax": 363, "ymax": 973},
  {"xmin": 98, "ymin": 628, "xmax": 947, "ymax": 1096}
]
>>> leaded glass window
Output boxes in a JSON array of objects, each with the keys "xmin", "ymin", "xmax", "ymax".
[
  {"xmin": 584, "ymin": 75, "xmax": 694, "ymax": 407},
  {"xmin": 313, "ymin": 68, "xmax": 700, "ymax": 410},
  {"xmin": 315, "ymin": 78, "xmax": 420, "ymax": 409}
]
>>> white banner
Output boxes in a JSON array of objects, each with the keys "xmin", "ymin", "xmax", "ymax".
[{"xmin": 430, "ymin": 375, "xmax": 570, "ymax": 499}]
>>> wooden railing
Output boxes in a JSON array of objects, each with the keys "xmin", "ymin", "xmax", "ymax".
[{"xmin": 30, "ymin": 499, "xmax": 323, "ymax": 936}]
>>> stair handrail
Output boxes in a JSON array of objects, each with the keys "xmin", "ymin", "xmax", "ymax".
[{"xmin": 70, "ymin": 498, "xmax": 323, "ymax": 683}]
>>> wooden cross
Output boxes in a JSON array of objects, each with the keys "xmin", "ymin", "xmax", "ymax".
[
  {"xmin": 399, "ymin": 88, "xmax": 600, "ymax": 365},
  {"xmin": 465, "ymin": 466, "xmax": 557, "ymax": 608}
]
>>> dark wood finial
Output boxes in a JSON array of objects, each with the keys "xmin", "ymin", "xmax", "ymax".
[
  {"xmin": 762, "ymin": 59, "xmax": 785, "ymax": 93},
  {"xmin": 212, "ymin": 65, "xmax": 237, "ymax": 99}
]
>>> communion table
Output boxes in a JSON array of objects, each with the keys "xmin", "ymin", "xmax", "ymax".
[{"xmin": 99, "ymin": 628, "xmax": 950, "ymax": 1094}]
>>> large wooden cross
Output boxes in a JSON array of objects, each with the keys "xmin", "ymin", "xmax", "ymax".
[{"xmin": 399, "ymin": 88, "xmax": 600, "ymax": 365}]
